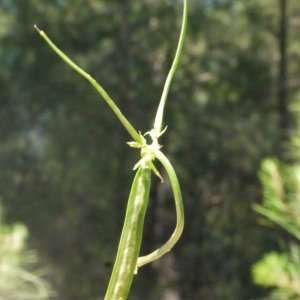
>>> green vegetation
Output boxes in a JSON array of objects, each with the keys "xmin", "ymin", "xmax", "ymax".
[
  {"xmin": 0, "ymin": 0, "xmax": 300, "ymax": 299},
  {"xmin": 34, "ymin": 1, "xmax": 186, "ymax": 297},
  {"xmin": 252, "ymin": 99, "xmax": 300, "ymax": 299},
  {"xmin": 0, "ymin": 205, "xmax": 53, "ymax": 299}
]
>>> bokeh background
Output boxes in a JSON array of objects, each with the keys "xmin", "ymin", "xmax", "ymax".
[{"xmin": 0, "ymin": 0, "xmax": 299, "ymax": 299}]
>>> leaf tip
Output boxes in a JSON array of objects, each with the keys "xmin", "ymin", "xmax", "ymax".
[{"xmin": 34, "ymin": 24, "xmax": 41, "ymax": 33}]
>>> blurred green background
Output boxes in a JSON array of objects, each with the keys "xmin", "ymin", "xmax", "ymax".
[{"xmin": 0, "ymin": 0, "xmax": 299, "ymax": 299}]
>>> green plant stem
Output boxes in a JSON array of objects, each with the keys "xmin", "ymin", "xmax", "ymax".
[
  {"xmin": 34, "ymin": 25, "xmax": 143, "ymax": 145},
  {"xmin": 153, "ymin": 0, "xmax": 188, "ymax": 134},
  {"xmin": 104, "ymin": 167, "xmax": 151, "ymax": 300},
  {"xmin": 34, "ymin": 0, "xmax": 187, "ymax": 298},
  {"xmin": 137, "ymin": 149, "xmax": 184, "ymax": 267}
]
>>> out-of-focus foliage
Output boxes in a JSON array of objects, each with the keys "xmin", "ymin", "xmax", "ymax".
[
  {"xmin": 252, "ymin": 98, "xmax": 300, "ymax": 299},
  {"xmin": 252, "ymin": 159, "xmax": 300, "ymax": 299},
  {"xmin": 0, "ymin": 0, "xmax": 300, "ymax": 299},
  {"xmin": 254, "ymin": 158, "xmax": 300, "ymax": 240},
  {"xmin": 253, "ymin": 246, "xmax": 300, "ymax": 299},
  {"xmin": 0, "ymin": 205, "xmax": 53, "ymax": 299}
]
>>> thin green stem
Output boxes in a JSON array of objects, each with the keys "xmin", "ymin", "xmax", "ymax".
[
  {"xmin": 153, "ymin": 0, "xmax": 188, "ymax": 134},
  {"xmin": 34, "ymin": 25, "xmax": 143, "ymax": 145},
  {"xmin": 137, "ymin": 149, "xmax": 184, "ymax": 268},
  {"xmin": 34, "ymin": 0, "xmax": 187, "ymax": 296},
  {"xmin": 104, "ymin": 167, "xmax": 151, "ymax": 300}
]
